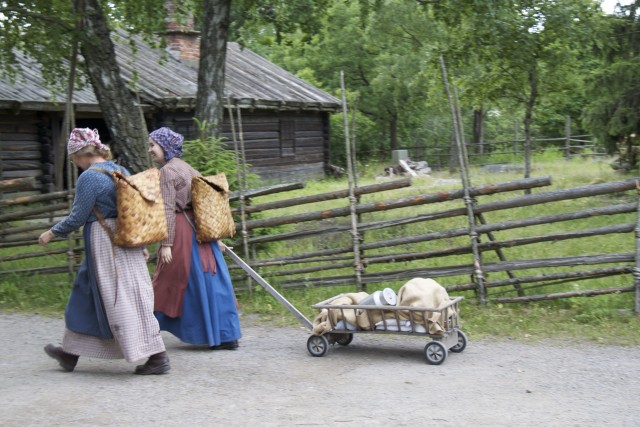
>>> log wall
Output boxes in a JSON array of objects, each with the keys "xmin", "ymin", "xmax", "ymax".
[{"xmin": 157, "ymin": 109, "xmax": 329, "ymax": 182}]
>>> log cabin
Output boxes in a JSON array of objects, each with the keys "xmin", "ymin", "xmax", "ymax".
[{"xmin": 0, "ymin": 30, "xmax": 340, "ymax": 194}]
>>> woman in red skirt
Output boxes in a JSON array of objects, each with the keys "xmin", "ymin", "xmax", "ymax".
[{"xmin": 148, "ymin": 127, "xmax": 241, "ymax": 350}]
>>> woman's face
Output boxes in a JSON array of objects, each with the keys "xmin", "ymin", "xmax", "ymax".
[
  {"xmin": 70, "ymin": 154, "xmax": 90, "ymax": 170},
  {"xmin": 148, "ymin": 138, "xmax": 166, "ymax": 164}
]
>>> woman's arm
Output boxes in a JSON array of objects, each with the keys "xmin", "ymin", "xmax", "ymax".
[
  {"xmin": 159, "ymin": 166, "xmax": 178, "ymax": 247},
  {"xmin": 49, "ymin": 171, "xmax": 100, "ymax": 238}
]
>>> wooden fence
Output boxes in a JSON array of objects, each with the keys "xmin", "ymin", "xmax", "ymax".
[
  {"xmin": 1, "ymin": 173, "xmax": 639, "ymax": 313},
  {"xmin": 403, "ymin": 134, "xmax": 605, "ymax": 172},
  {"xmin": 399, "ymin": 116, "xmax": 603, "ymax": 170},
  {"xmin": 0, "ymin": 180, "xmax": 305, "ymax": 281},
  {"xmin": 227, "ymin": 175, "xmax": 639, "ymax": 313}
]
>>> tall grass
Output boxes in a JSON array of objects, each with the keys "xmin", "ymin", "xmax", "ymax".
[{"xmin": 1, "ymin": 153, "xmax": 639, "ymax": 344}]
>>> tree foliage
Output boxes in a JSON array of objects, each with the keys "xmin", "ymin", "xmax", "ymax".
[
  {"xmin": 239, "ymin": 0, "xmax": 447, "ymax": 163},
  {"xmin": 0, "ymin": 0, "xmax": 77, "ymax": 90},
  {"xmin": 583, "ymin": 2, "xmax": 640, "ymax": 153},
  {"xmin": 0, "ymin": 0, "xmax": 177, "ymax": 174},
  {"xmin": 236, "ymin": 0, "xmax": 620, "ymax": 170},
  {"xmin": 0, "ymin": 0, "xmax": 179, "ymax": 86},
  {"xmin": 3, "ymin": 0, "xmax": 639, "ymax": 174}
]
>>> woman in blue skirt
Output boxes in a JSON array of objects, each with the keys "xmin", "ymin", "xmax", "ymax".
[{"xmin": 148, "ymin": 127, "xmax": 241, "ymax": 350}]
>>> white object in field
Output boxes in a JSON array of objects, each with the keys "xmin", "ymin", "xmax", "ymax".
[{"xmin": 399, "ymin": 159, "xmax": 417, "ymax": 176}]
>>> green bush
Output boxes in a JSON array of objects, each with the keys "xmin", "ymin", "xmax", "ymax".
[{"xmin": 182, "ymin": 118, "xmax": 259, "ymax": 190}]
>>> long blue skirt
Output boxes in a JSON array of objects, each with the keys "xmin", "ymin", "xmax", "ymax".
[{"xmin": 155, "ymin": 238, "xmax": 242, "ymax": 347}]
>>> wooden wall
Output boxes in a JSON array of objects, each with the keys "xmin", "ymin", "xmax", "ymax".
[
  {"xmin": 159, "ymin": 109, "xmax": 331, "ymax": 183},
  {"xmin": 0, "ymin": 107, "xmax": 332, "ymax": 197},
  {"xmin": 0, "ymin": 110, "xmax": 55, "ymax": 194}
]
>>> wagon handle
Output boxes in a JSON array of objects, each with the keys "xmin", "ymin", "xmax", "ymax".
[{"xmin": 224, "ymin": 247, "xmax": 313, "ymax": 330}]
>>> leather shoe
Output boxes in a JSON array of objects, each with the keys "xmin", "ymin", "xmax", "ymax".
[
  {"xmin": 210, "ymin": 340, "xmax": 239, "ymax": 351},
  {"xmin": 44, "ymin": 344, "xmax": 78, "ymax": 372},
  {"xmin": 134, "ymin": 351, "xmax": 170, "ymax": 375}
]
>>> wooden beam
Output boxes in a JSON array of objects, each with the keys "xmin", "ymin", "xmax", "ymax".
[{"xmin": 0, "ymin": 177, "xmax": 36, "ymax": 191}]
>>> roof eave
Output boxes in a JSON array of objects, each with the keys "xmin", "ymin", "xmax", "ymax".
[{"xmin": 230, "ymin": 98, "xmax": 340, "ymax": 112}]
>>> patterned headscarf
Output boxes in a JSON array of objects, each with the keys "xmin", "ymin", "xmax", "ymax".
[
  {"xmin": 67, "ymin": 128, "xmax": 110, "ymax": 155},
  {"xmin": 149, "ymin": 127, "xmax": 184, "ymax": 161}
]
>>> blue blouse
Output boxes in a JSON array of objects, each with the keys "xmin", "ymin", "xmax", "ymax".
[{"xmin": 51, "ymin": 161, "xmax": 129, "ymax": 238}]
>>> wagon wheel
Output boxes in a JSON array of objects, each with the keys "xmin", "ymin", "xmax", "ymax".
[
  {"xmin": 449, "ymin": 330, "xmax": 468, "ymax": 353},
  {"xmin": 307, "ymin": 335, "xmax": 329, "ymax": 357},
  {"xmin": 335, "ymin": 333, "xmax": 353, "ymax": 346},
  {"xmin": 424, "ymin": 341, "xmax": 447, "ymax": 365}
]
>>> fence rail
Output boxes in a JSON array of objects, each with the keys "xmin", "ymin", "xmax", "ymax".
[
  {"xmin": 1, "ymin": 171, "xmax": 638, "ymax": 313},
  {"xmin": 225, "ymin": 176, "xmax": 639, "ymax": 313},
  {"xmin": 398, "ymin": 132, "xmax": 606, "ymax": 171}
]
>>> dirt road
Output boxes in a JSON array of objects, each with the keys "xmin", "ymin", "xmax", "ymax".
[{"xmin": 1, "ymin": 312, "xmax": 639, "ymax": 426}]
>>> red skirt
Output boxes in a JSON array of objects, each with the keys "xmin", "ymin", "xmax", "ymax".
[{"xmin": 152, "ymin": 211, "xmax": 216, "ymax": 317}]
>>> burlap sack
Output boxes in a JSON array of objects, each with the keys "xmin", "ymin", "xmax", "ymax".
[
  {"xmin": 111, "ymin": 168, "xmax": 168, "ymax": 247},
  {"xmin": 191, "ymin": 173, "xmax": 236, "ymax": 242}
]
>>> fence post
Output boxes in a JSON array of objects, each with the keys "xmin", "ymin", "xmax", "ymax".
[
  {"xmin": 565, "ymin": 116, "xmax": 571, "ymax": 160},
  {"xmin": 227, "ymin": 100, "xmax": 252, "ymax": 294},
  {"xmin": 340, "ymin": 71, "xmax": 364, "ymax": 292},
  {"xmin": 350, "ymin": 97, "xmax": 365, "ymax": 286},
  {"xmin": 514, "ymin": 119, "xmax": 520, "ymax": 162},
  {"xmin": 440, "ymin": 57, "xmax": 487, "ymax": 304},
  {"xmin": 635, "ymin": 181, "xmax": 640, "ymax": 313}
]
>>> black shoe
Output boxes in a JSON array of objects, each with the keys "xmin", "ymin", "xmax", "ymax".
[
  {"xmin": 134, "ymin": 351, "xmax": 170, "ymax": 375},
  {"xmin": 210, "ymin": 340, "xmax": 239, "ymax": 351},
  {"xmin": 44, "ymin": 344, "xmax": 79, "ymax": 372}
]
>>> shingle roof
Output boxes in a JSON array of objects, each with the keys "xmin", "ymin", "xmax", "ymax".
[
  {"xmin": 0, "ymin": 50, "xmax": 98, "ymax": 111},
  {"xmin": 0, "ymin": 33, "xmax": 340, "ymax": 113}
]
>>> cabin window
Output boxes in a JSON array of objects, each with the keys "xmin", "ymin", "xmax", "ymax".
[{"xmin": 279, "ymin": 119, "xmax": 295, "ymax": 157}]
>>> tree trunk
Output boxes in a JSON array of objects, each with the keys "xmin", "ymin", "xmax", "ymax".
[
  {"xmin": 389, "ymin": 113, "xmax": 398, "ymax": 151},
  {"xmin": 74, "ymin": 0, "xmax": 150, "ymax": 173},
  {"xmin": 523, "ymin": 67, "xmax": 538, "ymax": 194},
  {"xmin": 195, "ymin": 0, "xmax": 231, "ymax": 139},
  {"xmin": 473, "ymin": 108, "xmax": 484, "ymax": 155}
]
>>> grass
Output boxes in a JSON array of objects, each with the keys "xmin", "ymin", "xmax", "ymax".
[{"xmin": 1, "ymin": 152, "xmax": 639, "ymax": 345}]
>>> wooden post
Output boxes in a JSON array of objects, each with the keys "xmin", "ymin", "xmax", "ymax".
[
  {"xmin": 63, "ymin": 30, "xmax": 80, "ymax": 283},
  {"xmin": 440, "ymin": 56, "xmax": 486, "ymax": 304},
  {"xmin": 565, "ymin": 116, "xmax": 571, "ymax": 160},
  {"xmin": 635, "ymin": 181, "xmax": 640, "ymax": 313},
  {"xmin": 514, "ymin": 119, "xmax": 519, "ymax": 161},
  {"xmin": 227, "ymin": 99, "xmax": 252, "ymax": 294},
  {"xmin": 350, "ymin": 97, "xmax": 366, "ymax": 282},
  {"xmin": 340, "ymin": 71, "xmax": 363, "ymax": 292}
]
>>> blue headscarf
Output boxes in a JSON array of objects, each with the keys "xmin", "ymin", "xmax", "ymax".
[{"xmin": 149, "ymin": 127, "xmax": 184, "ymax": 161}]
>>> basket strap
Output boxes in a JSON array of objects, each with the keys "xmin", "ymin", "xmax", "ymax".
[
  {"xmin": 177, "ymin": 207, "xmax": 199, "ymax": 241},
  {"xmin": 92, "ymin": 208, "xmax": 115, "ymax": 243},
  {"xmin": 89, "ymin": 168, "xmax": 115, "ymax": 242},
  {"xmin": 91, "ymin": 207, "xmax": 121, "ymax": 305},
  {"xmin": 89, "ymin": 166, "xmax": 122, "ymax": 305},
  {"xmin": 90, "ymin": 167, "xmax": 113, "ymax": 179}
]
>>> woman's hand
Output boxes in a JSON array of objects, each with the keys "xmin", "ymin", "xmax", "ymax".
[
  {"xmin": 38, "ymin": 230, "xmax": 55, "ymax": 246},
  {"xmin": 159, "ymin": 246, "xmax": 172, "ymax": 264},
  {"xmin": 142, "ymin": 248, "xmax": 150, "ymax": 262}
]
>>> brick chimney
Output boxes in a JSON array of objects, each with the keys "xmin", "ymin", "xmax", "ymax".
[{"xmin": 164, "ymin": 1, "xmax": 200, "ymax": 67}]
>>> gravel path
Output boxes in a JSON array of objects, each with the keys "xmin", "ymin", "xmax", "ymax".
[{"xmin": 1, "ymin": 312, "xmax": 639, "ymax": 427}]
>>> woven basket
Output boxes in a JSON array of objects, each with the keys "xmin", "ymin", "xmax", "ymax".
[
  {"xmin": 191, "ymin": 173, "xmax": 236, "ymax": 242},
  {"xmin": 111, "ymin": 168, "xmax": 168, "ymax": 247}
]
